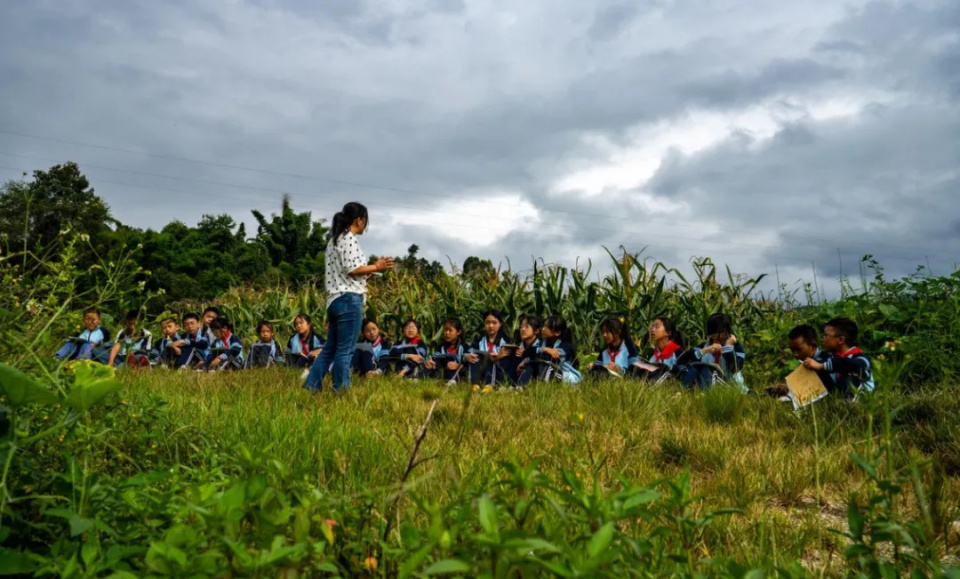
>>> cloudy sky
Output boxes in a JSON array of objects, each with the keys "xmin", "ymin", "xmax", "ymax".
[{"xmin": 1, "ymin": 0, "xmax": 958, "ymax": 296}]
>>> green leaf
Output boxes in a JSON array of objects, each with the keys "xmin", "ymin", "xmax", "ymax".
[
  {"xmin": 220, "ymin": 482, "xmax": 246, "ymax": 511},
  {"xmin": 478, "ymin": 496, "xmax": 499, "ymax": 541},
  {"xmin": 65, "ymin": 376, "xmax": 121, "ymax": 412},
  {"xmin": 0, "ymin": 363, "xmax": 58, "ymax": 407},
  {"xmin": 622, "ymin": 489, "xmax": 660, "ymax": 511},
  {"xmin": 847, "ymin": 500, "xmax": 865, "ymax": 541},
  {"xmin": 0, "ymin": 547, "xmax": 36, "ymax": 575},
  {"xmin": 849, "ymin": 453, "xmax": 877, "ymax": 479},
  {"xmin": 587, "ymin": 522, "xmax": 615, "ymax": 559},
  {"xmin": 69, "ymin": 514, "xmax": 95, "ymax": 537},
  {"xmin": 423, "ymin": 559, "xmax": 471, "ymax": 575}
]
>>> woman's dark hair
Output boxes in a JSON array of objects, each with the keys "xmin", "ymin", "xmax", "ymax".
[
  {"xmin": 480, "ymin": 309, "xmax": 508, "ymax": 342},
  {"xmin": 441, "ymin": 317, "xmax": 465, "ymax": 347},
  {"xmin": 653, "ymin": 315, "xmax": 686, "ymax": 350},
  {"xmin": 256, "ymin": 320, "xmax": 274, "ymax": 334},
  {"xmin": 210, "ymin": 317, "xmax": 233, "ymax": 332},
  {"xmin": 516, "ymin": 315, "xmax": 542, "ymax": 343},
  {"xmin": 544, "ymin": 314, "xmax": 579, "ymax": 369},
  {"xmin": 706, "ymin": 313, "xmax": 733, "ymax": 340},
  {"xmin": 330, "ymin": 202, "xmax": 369, "ymax": 243}
]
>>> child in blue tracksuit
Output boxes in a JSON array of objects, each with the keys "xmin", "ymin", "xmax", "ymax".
[
  {"xmin": 464, "ymin": 309, "xmax": 512, "ymax": 387},
  {"xmin": 685, "ymin": 313, "xmax": 747, "ymax": 392},
  {"xmin": 152, "ymin": 317, "xmax": 181, "ymax": 367},
  {"xmin": 173, "ymin": 313, "xmax": 210, "ymax": 369},
  {"xmin": 628, "ymin": 316, "xmax": 685, "ymax": 382},
  {"xmin": 389, "ymin": 319, "xmax": 428, "ymax": 379},
  {"xmin": 588, "ymin": 317, "xmax": 640, "ymax": 379},
  {"xmin": 425, "ymin": 317, "xmax": 467, "ymax": 383},
  {"xmin": 247, "ymin": 320, "xmax": 285, "ymax": 368},
  {"xmin": 287, "ymin": 313, "xmax": 325, "ymax": 369},
  {"xmin": 802, "ymin": 317, "xmax": 875, "ymax": 399},
  {"xmin": 206, "ymin": 317, "xmax": 244, "ymax": 371},
  {"xmin": 106, "ymin": 310, "xmax": 153, "ymax": 368},
  {"xmin": 526, "ymin": 315, "xmax": 582, "ymax": 385},
  {"xmin": 201, "ymin": 307, "xmax": 219, "ymax": 349},
  {"xmin": 55, "ymin": 307, "xmax": 111, "ymax": 362},
  {"xmin": 352, "ymin": 319, "xmax": 392, "ymax": 377},
  {"xmin": 505, "ymin": 315, "xmax": 541, "ymax": 387}
]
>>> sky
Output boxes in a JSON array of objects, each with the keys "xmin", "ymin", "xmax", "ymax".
[{"xmin": 1, "ymin": 0, "xmax": 958, "ymax": 297}]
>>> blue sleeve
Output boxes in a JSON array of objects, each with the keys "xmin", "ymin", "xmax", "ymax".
[
  {"xmin": 286, "ymin": 336, "xmax": 297, "ymax": 354},
  {"xmin": 193, "ymin": 335, "xmax": 210, "ymax": 350},
  {"xmin": 722, "ymin": 343, "xmax": 745, "ymax": 372}
]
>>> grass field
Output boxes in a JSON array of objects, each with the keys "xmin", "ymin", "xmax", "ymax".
[{"xmin": 65, "ymin": 368, "xmax": 955, "ymax": 576}]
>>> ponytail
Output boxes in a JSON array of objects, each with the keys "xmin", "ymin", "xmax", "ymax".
[{"xmin": 329, "ymin": 202, "xmax": 369, "ymax": 244}]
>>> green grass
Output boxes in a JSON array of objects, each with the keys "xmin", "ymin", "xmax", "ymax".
[{"xmin": 109, "ymin": 369, "xmax": 960, "ymax": 573}]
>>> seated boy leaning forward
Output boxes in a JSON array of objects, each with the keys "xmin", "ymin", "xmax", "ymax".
[
  {"xmin": 766, "ymin": 324, "xmax": 832, "ymax": 397},
  {"xmin": 55, "ymin": 307, "xmax": 111, "ymax": 362},
  {"xmin": 802, "ymin": 317, "xmax": 875, "ymax": 400},
  {"xmin": 151, "ymin": 316, "xmax": 182, "ymax": 367},
  {"xmin": 107, "ymin": 310, "xmax": 154, "ymax": 368}
]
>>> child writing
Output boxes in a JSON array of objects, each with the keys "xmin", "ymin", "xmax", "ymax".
[
  {"xmin": 685, "ymin": 313, "xmax": 747, "ymax": 391},
  {"xmin": 107, "ymin": 310, "xmax": 153, "ymax": 368},
  {"xmin": 248, "ymin": 320, "xmax": 285, "ymax": 367},
  {"xmin": 56, "ymin": 307, "xmax": 111, "ymax": 362},
  {"xmin": 174, "ymin": 313, "xmax": 209, "ymax": 369},
  {"xmin": 390, "ymin": 319, "xmax": 428, "ymax": 378},
  {"xmin": 352, "ymin": 319, "xmax": 392, "ymax": 377},
  {"xmin": 527, "ymin": 314, "xmax": 582, "ymax": 384},
  {"xmin": 801, "ymin": 317, "xmax": 874, "ymax": 399},
  {"xmin": 508, "ymin": 315, "xmax": 541, "ymax": 387},
  {"xmin": 152, "ymin": 317, "xmax": 181, "ymax": 367},
  {"xmin": 207, "ymin": 317, "xmax": 244, "ymax": 371},
  {"xmin": 588, "ymin": 317, "xmax": 640, "ymax": 378},
  {"xmin": 425, "ymin": 317, "xmax": 467, "ymax": 384},
  {"xmin": 287, "ymin": 313, "xmax": 325, "ymax": 369},
  {"xmin": 464, "ymin": 309, "xmax": 511, "ymax": 386}
]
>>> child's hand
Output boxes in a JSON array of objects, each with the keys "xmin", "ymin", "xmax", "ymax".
[
  {"xmin": 490, "ymin": 352, "xmax": 499, "ymax": 361},
  {"xmin": 802, "ymin": 358, "xmax": 824, "ymax": 371},
  {"xmin": 425, "ymin": 359, "xmax": 435, "ymax": 370},
  {"xmin": 725, "ymin": 334, "xmax": 738, "ymax": 347},
  {"xmin": 606, "ymin": 361, "xmax": 620, "ymax": 372},
  {"xmin": 172, "ymin": 345, "xmax": 182, "ymax": 355},
  {"xmin": 173, "ymin": 339, "xmax": 186, "ymax": 347},
  {"xmin": 517, "ymin": 360, "xmax": 527, "ymax": 374},
  {"xmin": 408, "ymin": 354, "xmax": 423, "ymax": 364},
  {"xmin": 465, "ymin": 353, "xmax": 479, "ymax": 364},
  {"xmin": 702, "ymin": 344, "xmax": 722, "ymax": 356},
  {"xmin": 310, "ymin": 348, "xmax": 322, "ymax": 358},
  {"xmin": 447, "ymin": 361, "xmax": 460, "ymax": 371},
  {"xmin": 365, "ymin": 370, "xmax": 379, "ymax": 378},
  {"xmin": 515, "ymin": 348, "xmax": 524, "ymax": 358},
  {"xmin": 209, "ymin": 358, "xmax": 221, "ymax": 368},
  {"xmin": 542, "ymin": 347, "xmax": 560, "ymax": 360}
]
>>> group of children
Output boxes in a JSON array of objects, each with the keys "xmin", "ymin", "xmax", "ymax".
[{"xmin": 54, "ymin": 305, "xmax": 876, "ymax": 402}]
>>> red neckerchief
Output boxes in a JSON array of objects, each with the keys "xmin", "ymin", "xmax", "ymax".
[
  {"xmin": 654, "ymin": 341, "xmax": 681, "ymax": 362},
  {"xmin": 372, "ymin": 336, "xmax": 382, "ymax": 348},
  {"xmin": 607, "ymin": 342, "xmax": 622, "ymax": 363},
  {"xmin": 222, "ymin": 330, "xmax": 232, "ymax": 345},
  {"xmin": 300, "ymin": 333, "xmax": 310, "ymax": 356},
  {"xmin": 486, "ymin": 337, "xmax": 496, "ymax": 352},
  {"xmin": 408, "ymin": 336, "xmax": 420, "ymax": 345},
  {"xmin": 446, "ymin": 343, "xmax": 459, "ymax": 355}
]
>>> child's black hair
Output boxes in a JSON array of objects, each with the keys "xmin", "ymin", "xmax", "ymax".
[
  {"xmin": 256, "ymin": 320, "xmax": 274, "ymax": 334},
  {"xmin": 84, "ymin": 306, "xmax": 101, "ymax": 316},
  {"xmin": 401, "ymin": 318, "xmax": 421, "ymax": 333},
  {"xmin": 203, "ymin": 306, "xmax": 220, "ymax": 317},
  {"xmin": 441, "ymin": 317, "xmax": 465, "ymax": 348},
  {"xmin": 706, "ymin": 313, "xmax": 733, "ymax": 340},
  {"xmin": 479, "ymin": 309, "xmax": 508, "ymax": 342},
  {"xmin": 159, "ymin": 316, "xmax": 178, "ymax": 326},
  {"xmin": 124, "ymin": 309, "xmax": 141, "ymax": 322},
  {"xmin": 826, "ymin": 317, "xmax": 859, "ymax": 346},
  {"xmin": 652, "ymin": 315, "xmax": 686, "ymax": 350},
  {"xmin": 360, "ymin": 318, "xmax": 380, "ymax": 340},
  {"xmin": 788, "ymin": 324, "xmax": 818, "ymax": 345},
  {"xmin": 599, "ymin": 317, "xmax": 638, "ymax": 356},
  {"xmin": 210, "ymin": 317, "xmax": 233, "ymax": 332},
  {"xmin": 183, "ymin": 312, "xmax": 200, "ymax": 324}
]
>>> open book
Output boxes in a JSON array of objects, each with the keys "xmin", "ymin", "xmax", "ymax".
[
  {"xmin": 785, "ymin": 365, "xmax": 829, "ymax": 409},
  {"xmin": 630, "ymin": 361, "xmax": 660, "ymax": 373}
]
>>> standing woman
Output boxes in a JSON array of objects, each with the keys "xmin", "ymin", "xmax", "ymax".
[{"xmin": 305, "ymin": 202, "xmax": 394, "ymax": 392}]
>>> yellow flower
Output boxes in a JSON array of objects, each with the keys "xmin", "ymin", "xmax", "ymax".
[
  {"xmin": 885, "ymin": 340, "xmax": 897, "ymax": 351},
  {"xmin": 878, "ymin": 354, "xmax": 886, "ymax": 361},
  {"xmin": 575, "ymin": 412, "xmax": 584, "ymax": 422},
  {"xmin": 473, "ymin": 384, "xmax": 481, "ymax": 392},
  {"xmin": 482, "ymin": 385, "xmax": 493, "ymax": 394},
  {"xmin": 364, "ymin": 556, "xmax": 378, "ymax": 572}
]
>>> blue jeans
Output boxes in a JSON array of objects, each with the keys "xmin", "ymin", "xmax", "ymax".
[{"xmin": 305, "ymin": 293, "xmax": 363, "ymax": 392}]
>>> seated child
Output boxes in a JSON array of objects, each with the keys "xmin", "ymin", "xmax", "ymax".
[
  {"xmin": 107, "ymin": 310, "xmax": 153, "ymax": 368},
  {"xmin": 207, "ymin": 317, "xmax": 244, "ymax": 371},
  {"xmin": 173, "ymin": 313, "xmax": 209, "ymax": 369},
  {"xmin": 463, "ymin": 309, "xmax": 511, "ymax": 387},
  {"xmin": 247, "ymin": 320, "xmax": 285, "ymax": 368},
  {"xmin": 685, "ymin": 313, "xmax": 747, "ymax": 392},
  {"xmin": 526, "ymin": 314, "xmax": 582, "ymax": 385},
  {"xmin": 425, "ymin": 317, "xmax": 467, "ymax": 384},
  {"xmin": 352, "ymin": 319, "xmax": 392, "ymax": 377},
  {"xmin": 286, "ymin": 313, "xmax": 325, "ymax": 368},
  {"xmin": 151, "ymin": 317, "xmax": 181, "ymax": 367},
  {"xmin": 202, "ymin": 307, "xmax": 219, "ymax": 346},
  {"xmin": 587, "ymin": 317, "xmax": 640, "ymax": 379},
  {"xmin": 388, "ymin": 319, "xmax": 428, "ymax": 379},
  {"xmin": 766, "ymin": 324, "xmax": 832, "ymax": 397},
  {"xmin": 506, "ymin": 315, "xmax": 541, "ymax": 387},
  {"xmin": 625, "ymin": 316, "xmax": 685, "ymax": 382},
  {"xmin": 801, "ymin": 317, "xmax": 874, "ymax": 399},
  {"xmin": 56, "ymin": 307, "xmax": 111, "ymax": 362}
]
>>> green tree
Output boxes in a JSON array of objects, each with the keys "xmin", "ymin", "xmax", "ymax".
[{"xmin": 250, "ymin": 195, "xmax": 328, "ymax": 281}]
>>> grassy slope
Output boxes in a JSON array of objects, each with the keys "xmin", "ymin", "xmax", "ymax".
[{"xmin": 122, "ymin": 369, "xmax": 960, "ymax": 569}]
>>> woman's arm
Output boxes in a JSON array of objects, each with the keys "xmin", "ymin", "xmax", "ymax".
[{"xmin": 349, "ymin": 256, "xmax": 394, "ymax": 277}]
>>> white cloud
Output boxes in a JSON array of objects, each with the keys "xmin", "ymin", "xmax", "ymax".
[{"xmin": 387, "ymin": 193, "xmax": 539, "ymax": 247}]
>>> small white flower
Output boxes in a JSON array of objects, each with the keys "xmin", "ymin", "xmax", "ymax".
[{"xmin": 79, "ymin": 233, "xmax": 89, "ymax": 242}]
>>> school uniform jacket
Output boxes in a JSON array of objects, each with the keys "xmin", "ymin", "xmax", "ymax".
[
  {"xmin": 693, "ymin": 341, "xmax": 747, "ymax": 390},
  {"xmin": 211, "ymin": 331, "xmax": 244, "ymax": 363},
  {"xmin": 358, "ymin": 336, "xmax": 392, "ymax": 361},
  {"xmin": 649, "ymin": 340, "xmax": 683, "ymax": 369},
  {"xmin": 390, "ymin": 337, "xmax": 428, "ymax": 361},
  {"xmin": 153, "ymin": 333, "xmax": 182, "ymax": 358},
  {"xmin": 287, "ymin": 333, "xmax": 324, "ymax": 358},
  {"xmin": 468, "ymin": 335, "xmax": 510, "ymax": 357},
  {"xmin": 78, "ymin": 326, "xmax": 110, "ymax": 345},
  {"xmin": 821, "ymin": 347, "xmax": 875, "ymax": 397},
  {"xmin": 534, "ymin": 337, "xmax": 582, "ymax": 383},
  {"xmin": 430, "ymin": 342, "xmax": 466, "ymax": 365},
  {"xmin": 594, "ymin": 339, "xmax": 640, "ymax": 376},
  {"xmin": 251, "ymin": 339, "xmax": 285, "ymax": 363},
  {"xmin": 115, "ymin": 329, "xmax": 153, "ymax": 356},
  {"xmin": 182, "ymin": 329, "xmax": 210, "ymax": 356}
]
